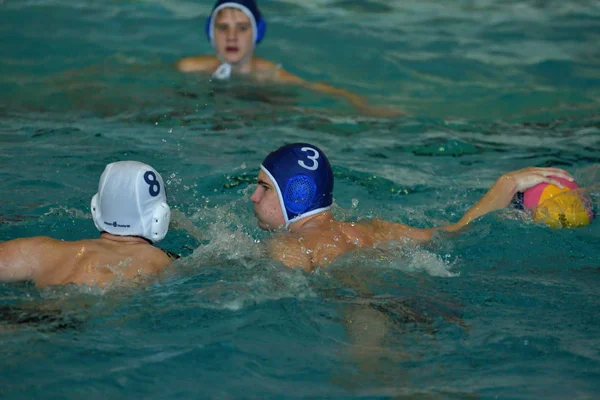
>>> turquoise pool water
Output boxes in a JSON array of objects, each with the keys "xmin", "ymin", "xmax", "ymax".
[{"xmin": 1, "ymin": 0, "xmax": 600, "ymax": 398}]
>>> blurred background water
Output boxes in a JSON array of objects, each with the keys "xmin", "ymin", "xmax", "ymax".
[{"xmin": 0, "ymin": 0, "xmax": 599, "ymax": 398}]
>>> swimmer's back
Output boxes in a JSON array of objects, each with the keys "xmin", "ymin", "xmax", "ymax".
[
  {"xmin": 268, "ymin": 217, "xmax": 432, "ymax": 270},
  {"xmin": 21, "ymin": 237, "xmax": 171, "ymax": 287}
]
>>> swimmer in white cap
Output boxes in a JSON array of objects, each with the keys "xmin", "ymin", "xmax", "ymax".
[
  {"xmin": 251, "ymin": 143, "xmax": 576, "ymax": 271},
  {"xmin": 177, "ymin": 0, "xmax": 401, "ymax": 117},
  {"xmin": 0, "ymin": 161, "xmax": 175, "ymax": 288}
]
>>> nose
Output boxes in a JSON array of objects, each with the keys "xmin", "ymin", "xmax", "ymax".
[
  {"xmin": 250, "ymin": 187, "xmax": 260, "ymax": 203},
  {"xmin": 226, "ymin": 27, "xmax": 236, "ymax": 41}
]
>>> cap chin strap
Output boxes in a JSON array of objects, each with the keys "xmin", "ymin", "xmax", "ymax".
[
  {"xmin": 212, "ymin": 51, "xmax": 253, "ymax": 80},
  {"xmin": 212, "ymin": 62, "xmax": 232, "ymax": 80}
]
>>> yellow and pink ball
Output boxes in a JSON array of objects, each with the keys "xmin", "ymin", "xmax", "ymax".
[{"xmin": 520, "ymin": 177, "xmax": 594, "ymax": 228}]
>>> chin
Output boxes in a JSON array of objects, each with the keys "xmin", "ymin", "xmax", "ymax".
[
  {"xmin": 228, "ymin": 56, "xmax": 246, "ymax": 65},
  {"xmin": 257, "ymin": 220, "xmax": 269, "ymax": 231},
  {"xmin": 221, "ymin": 52, "xmax": 247, "ymax": 65}
]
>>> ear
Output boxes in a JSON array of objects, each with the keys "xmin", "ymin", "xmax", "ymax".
[{"xmin": 255, "ymin": 18, "xmax": 266, "ymax": 43}]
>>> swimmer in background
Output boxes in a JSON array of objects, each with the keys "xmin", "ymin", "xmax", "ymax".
[
  {"xmin": 177, "ymin": 0, "xmax": 401, "ymax": 117},
  {"xmin": 0, "ymin": 161, "xmax": 175, "ymax": 288},
  {"xmin": 250, "ymin": 142, "xmax": 576, "ymax": 271}
]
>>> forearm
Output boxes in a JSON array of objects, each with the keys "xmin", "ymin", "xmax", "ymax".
[{"xmin": 444, "ymin": 175, "xmax": 518, "ymax": 232}]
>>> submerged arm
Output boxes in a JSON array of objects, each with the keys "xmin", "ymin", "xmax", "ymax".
[{"xmin": 277, "ymin": 68, "xmax": 402, "ymax": 117}]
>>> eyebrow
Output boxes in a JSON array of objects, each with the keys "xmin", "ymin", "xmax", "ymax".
[
  {"xmin": 257, "ymin": 179, "xmax": 271, "ymax": 187},
  {"xmin": 215, "ymin": 21, "xmax": 251, "ymax": 26}
]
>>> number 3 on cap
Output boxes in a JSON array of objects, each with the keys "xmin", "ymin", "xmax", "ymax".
[{"xmin": 298, "ymin": 147, "xmax": 319, "ymax": 171}]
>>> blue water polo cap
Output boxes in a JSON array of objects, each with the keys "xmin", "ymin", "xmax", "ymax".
[
  {"xmin": 261, "ymin": 143, "xmax": 334, "ymax": 227},
  {"xmin": 205, "ymin": 0, "xmax": 266, "ymax": 46}
]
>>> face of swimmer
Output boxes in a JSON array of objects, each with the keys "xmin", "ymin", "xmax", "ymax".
[
  {"xmin": 213, "ymin": 8, "xmax": 254, "ymax": 65},
  {"xmin": 250, "ymin": 170, "xmax": 286, "ymax": 230}
]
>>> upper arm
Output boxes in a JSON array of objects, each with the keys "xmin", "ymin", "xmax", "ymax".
[
  {"xmin": 0, "ymin": 237, "xmax": 53, "ymax": 282},
  {"xmin": 378, "ymin": 220, "xmax": 433, "ymax": 243},
  {"xmin": 176, "ymin": 56, "xmax": 216, "ymax": 73}
]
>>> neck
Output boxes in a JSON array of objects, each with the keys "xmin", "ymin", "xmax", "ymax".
[
  {"xmin": 288, "ymin": 211, "xmax": 335, "ymax": 233},
  {"xmin": 99, "ymin": 232, "xmax": 152, "ymax": 244},
  {"xmin": 217, "ymin": 52, "xmax": 254, "ymax": 74},
  {"xmin": 231, "ymin": 55, "xmax": 254, "ymax": 74}
]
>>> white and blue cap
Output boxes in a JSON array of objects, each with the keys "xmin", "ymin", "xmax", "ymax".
[
  {"xmin": 261, "ymin": 143, "xmax": 334, "ymax": 228},
  {"xmin": 205, "ymin": 0, "xmax": 267, "ymax": 47},
  {"xmin": 91, "ymin": 161, "xmax": 170, "ymax": 243}
]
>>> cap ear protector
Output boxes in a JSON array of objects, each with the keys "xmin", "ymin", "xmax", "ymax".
[
  {"xmin": 150, "ymin": 202, "xmax": 171, "ymax": 242},
  {"xmin": 205, "ymin": 3, "xmax": 266, "ymax": 45},
  {"xmin": 91, "ymin": 193, "xmax": 102, "ymax": 232},
  {"xmin": 283, "ymin": 175, "xmax": 317, "ymax": 215}
]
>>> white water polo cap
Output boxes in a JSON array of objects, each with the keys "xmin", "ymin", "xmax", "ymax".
[{"xmin": 91, "ymin": 161, "xmax": 170, "ymax": 243}]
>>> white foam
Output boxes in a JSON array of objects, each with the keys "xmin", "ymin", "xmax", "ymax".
[{"xmin": 402, "ymin": 249, "xmax": 460, "ymax": 278}]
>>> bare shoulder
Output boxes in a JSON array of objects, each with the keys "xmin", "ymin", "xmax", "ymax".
[
  {"xmin": 253, "ymin": 57, "xmax": 279, "ymax": 70},
  {"xmin": 130, "ymin": 245, "xmax": 173, "ymax": 276},
  {"xmin": 0, "ymin": 236, "xmax": 62, "ymax": 282},
  {"xmin": 253, "ymin": 57, "xmax": 304, "ymax": 84},
  {"xmin": 146, "ymin": 245, "xmax": 173, "ymax": 265},
  {"xmin": 267, "ymin": 233, "xmax": 313, "ymax": 271},
  {"xmin": 176, "ymin": 55, "xmax": 220, "ymax": 72}
]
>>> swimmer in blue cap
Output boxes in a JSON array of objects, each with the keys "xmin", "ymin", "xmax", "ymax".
[
  {"xmin": 256, "ymin": 143, "xmax": 334, "ymax": 229},
  {"xmin": 251, "ymin": 143, "xmax": 575, "ymax": 270},
  {"xmin": 177, "ymin": 0, "xmax": 401, "ymax": 117},
  {"xmin": 0, "ymin": 161, "xmax": 177, "ymax": 288}
]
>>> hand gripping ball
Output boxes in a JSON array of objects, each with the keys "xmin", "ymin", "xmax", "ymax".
[{"xmin": 522, "ymin": 176, "xmax": 594, "ymax": 228}]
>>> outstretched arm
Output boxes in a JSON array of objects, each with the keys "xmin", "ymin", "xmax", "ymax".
[
  {"xmin": 433, "ymin": 167, "xmax": 574, "ymax": 235},
  {"xmin": 385, "ymin": 167, "xmax": 575, "ymax": 242},
  {"xmin": 0, "ymin": 237, "xmax": 52, "ymax": 282}
]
